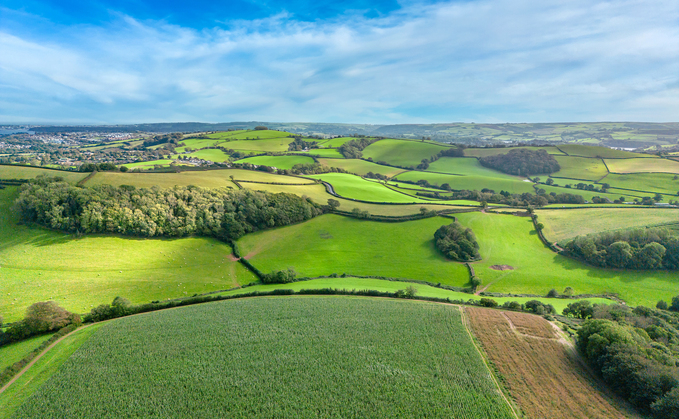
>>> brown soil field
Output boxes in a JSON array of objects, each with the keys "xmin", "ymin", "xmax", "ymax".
[
  {"xmin": 466, "ymin": 307, "xmax": 635, "ymax": 419},
  {"xmin": 490, "ymin": 264, "xmax": 514, "ymax": 271}
]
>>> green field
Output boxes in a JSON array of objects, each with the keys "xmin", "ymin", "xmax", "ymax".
[
  {"xmin": 551, "ymin": 156, "xmax": 609, "ymax": 181},
  {"xmin": 0, "ymin": 324, "xmax": 102, "ymax": 419},
  {"xmin": 237, "ymin": 214, "xmax": 469, "ymax": 285},
  {"xmin": 304, "ymin": 148, "xmax": 345, "ymax": 158},
  {"xmin": 605, "ymin": 158, "xmax": 679, "ymax": 174},
  {"xmin": 537, "ymin": 208, "xmax": 679, "ymax": 242},
  {"xmin": 0, "ymin": 186, "xmax": 256, "ymax": 321},
  {"xmin": 0, "ymin": 165, "xmax": 86, "ymax": 184},
  {"xmin": 206, "ymin": 129, "xmax": 292, "ymax": 140},
  {"xmin": 464, "ymin": 146, "xmax": 566, "ymax": 158},
  {"xmin": 0, "ymin": 333, "xmax": 55, "ymax": 371},
  {"xmin": 455, "ymin": 212, "xmax": 679, "ymax": 306},
  {"xmin": 557, "ymin": 144, "xmax": 654, "ymax": 158},
  {"xmin": 316, "ymin": 137, "xmax": 363, "ymax": 147},
  {"xmin": 10, "ymin": 298, "xmax": 516, "ymax": 419},
  {"xmin": 184, "ymin": 149, "xmax": 231, "ymax": 162},
  {"xmin": 362, "ymin": 139, "xmax": 453, "ymax": 167},
  {"xmin": 534, "ymin": 184, "xmax": 642, "ymax": 202},
  {"xmin": 317, "ymin": 158, "xmax": 405, "ymax": 177},
  {"xmin": 85, "ymin": 169, "xmax": 309, "ymax": 188},
  {"xmin": 603, "ymin": 172, "xmax": 679, "ymax": 195},
  {"xmin": 220, "ymin": 138, "xmax": 295, "ymax": 153},
  {"xmin": 395, "ymin": 170, "xmax": 536, "ymax": 194},
  {"xmin": 123, "ymin": 159, "xmax": 176, "ymax": 170},
  {"xmin": 307, "ymin": 173, "xmax": 433, "ymax": 203},
  {"xmin": 236, "ymin": 155, "xmax": 314, "ymax": 169}
]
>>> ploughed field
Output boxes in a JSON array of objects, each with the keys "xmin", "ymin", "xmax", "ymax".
[{"xmin": 10, "ymin": 297, "xmax": 516, "ymax": 419}]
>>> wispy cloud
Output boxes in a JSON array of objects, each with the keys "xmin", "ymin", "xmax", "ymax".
[{"xmin": 1, "ymin": 0, "xmax": 678, "ymax": 123}]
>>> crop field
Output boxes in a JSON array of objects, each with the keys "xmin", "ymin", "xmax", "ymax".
[
  {"xmin": 0, "ymin": 324, "xmax": 103, "ymax": 419},
  {"xmin": 0, "ymin": 165, "xmax": 86, "ymax": 184},
  {"xmin": 217, "ymin": 277, "xmax": 614, "ymax": 312},
  {"xmin": 557, "ymin": 144, "xmax": 654, "ymax": 158},
  {"xmin": 395, "ymin": 170, "xmax": 536, "ymax": 194},
  {"xmin": 237, "ymin": 214, "xmax": 470, "ymax": 285},
  {"xmin": 0, "ymin": 333, "xmax": 55, "ymax": 371},
  {"xmin": 466, "ymin": 307, "xmax": 630, "ymax": 419},
  {"xmin": 551, "ymin": 156, "xmax": 608, "ymax": 181},
  {"xmin": 307, "ymin": 173, "xmax": 433, "ymax": 203},
  {"xmin": 11, "ymin": 298, "xmax": 516, "ymax": 419},
  {"xmin": 184, "ymin": 149, "xmax": 231, "ymax": 162},
  {"xmin": 362, "ymin": 139, "xmax": 453, "ymax": 167},
  {"xmin": 464, "ymin": 146, "xmax": 566, "ymax": 158},
  {"xmin": 536, "ymin": 208, "xmax": 679, "ymax": 242},
  {"xmin": 605, "ymin": 157, "xmax": 679, "ymax": 174},
  {"xmin": 317, "ymin": 158, "xmax": 405, "ymax": 177},
  {"xmin": 604, "ymin": 172, "xmax": 679, "ymax": 195},
  {"xmin": 0, "ymin": 186, "xmax": 256, "ymax": 321},
  {"xmin": 236, "ymin": 155, "xmax": 314, "ymax": 169},
  {"xmin": 455, "ymin": 211, "xmax": 678, "ymax": 306},
  {"xmin": 85, "ymin": 169, "xmax": 308, "ymax": 188}
]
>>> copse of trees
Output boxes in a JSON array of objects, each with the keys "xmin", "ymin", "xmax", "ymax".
[
  {"xmin": 14, "ymin": 177, "xmax": 323, "ymax": 242},
  {"xmin": 288, "ymin": 137, "xmax": 319, "ymax": 151},
  {"xmin": 338, "ymin": 138, "xmax": 377, "ymax": 158},
  {"xmin": 564, "ymin": 227, "xmax": 679, "ymax": 270},
  {"xmin": 1, "ymin": 301, "xmax": 81, "ymax": 345},
  {"xmin": 576, "ymin": 303, "xmax": 679, "ymax": 418},
  {"xmin": 479, "ymin": 149, "xmax": 561, "ymax": 176},
  {"xmin": 434, "ymin": 222, "xmax": 480, "ymax": 261},
  {"xmin": 79, "ymin": 162, "xmax": 119, "ymax": 172}
]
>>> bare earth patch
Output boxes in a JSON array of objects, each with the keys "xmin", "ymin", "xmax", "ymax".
[{"xmin": 490, "ymin": 264, "xmax": 514, "ymax": 271}]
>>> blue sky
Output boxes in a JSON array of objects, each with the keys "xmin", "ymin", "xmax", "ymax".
[{"xmin": 1, "ymin": 0, "xmax": 678, "ymax": 124}]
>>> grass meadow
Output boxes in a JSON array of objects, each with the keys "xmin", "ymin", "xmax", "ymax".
[
  {"xmin": 307, "ymin": 173, "xmax": 433, "ymax": 203},
  {"xmin": 557, "ymin": 144, "xmax": 654, "ymax": 158},
  {"xmin": 236, "ymin": 155, "xmax": 315, "ymax": 169},
  {"xmin": 464, "ymin": 146, "xmax": 566, "ymax": 158},
  {"xmin": 184, "ymin": 149, "xmax": 231, "ymax": 162},
  {"xmin": 551, "ymin": 156, "xmax": 609, "ymax": 181},
  {"xmin": 303, "ymin": 148, "xmax": 345, "ymax": 158},
  {"xmin": 362, "ymin": 139, "xmax": 453, "ymax": 167},
  {"xmin": 534, "ymin": 184, "xmax": 642, "ymax": 202},
  {"xmin": 536, "ymin": 208, "xmax": 679, "ymax": 242},
  {"xmin": 316, "ymin": 137, "xmax": 363, "ymax": 147},
  {"xmin": 455, "ymin": 211, "xmax": 679, "ymax": 306},
  {"xmin": 395, "ymin": 170, "xmax": 536, "ymax": 194},
  {"xmin": 604, "ymin": 173, "xmax": 679, "ymax": 195},
  {"xmin": 0, "ymin": 165, "xmax": 86, "ymax": 184},
  {"xmin": 237, "ymin": 214, "xmax": 470, "ymax": 285},
  {"xmin": 10, "ymin": 298, "xmax": 516, "ymax": 419},
  {"xmin": 0, "ymin": 333, "xmax": 55, "ymax": 371},
  {"xmin": 0, "ymin": 187, "xmax": 256, "ymax": 321},
  {"xmin": 605, "ymin": 158, "xmax": 679, "ymax": 174},
  {"xmin": 317, "ymin": 158, "xmax": 406, "ymax": 177},
  {"xmin": 206, "ymin": 129, "xmax": 292, "ymax": 140}
]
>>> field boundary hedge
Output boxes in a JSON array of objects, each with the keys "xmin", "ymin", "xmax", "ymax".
[
  {"xmin": 76, "ymin": 170, "xmax": 97, "ymax": 187},
  {"xmin": 236, "ymin": 180, "xmax": 317, "ymax": 186}
]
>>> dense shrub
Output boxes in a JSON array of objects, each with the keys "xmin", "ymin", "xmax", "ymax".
[
  {"xmin": 564, "ymin": 228, "xmax": 679, "ymax": 270},
  {"xmin": 479, "ymin": 149, "xmax": 560, "ymax": 176},
  {"xmin": 262, "ymin": 268, "xmax": 297, "ymax": 284},
  {"xmin": 288, "ymin": 137, "xmax": 319, "ymax": 151},
  {"xmin": 14, "ymin": 177, "xmax": 322, "ymax": 242},
  {"xmin": 3, "ymin": 302, "xmax": 80, "ymax": 343},
  {"xmin": 434, "ymin": 222, "xmax": 480, "ymax": 261}
]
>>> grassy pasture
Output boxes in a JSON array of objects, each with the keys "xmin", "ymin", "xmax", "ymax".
[
  {"xmin": 236, "ymin": 155, "xmax": 314, "ymax": 169},
  {"xmin": 558, "ymin": 144, "xmax": 654, "ymax": 158},
  {"xmin": 307, "ymin": 173, "xmax": 433, "ymax": 203},
  {"xmin": 551, "ymin": 156, "xmax": 608, "ymax": 181},
  {"xmin": 317, "ymin": 158, "xmax": 405, "ymax": 177},
  {"xmin": 604, "ymin": 173, "xmax": 679, "ymax": 195},
  {"xmin": 0, "ymin": 324, "xmax": 102, "ymax": 419},
  {"xmin": 184, "ymin": 149, "xmax": 231, "ymax": 162},
  {"xmin": 237, "ymin": 214, "xmax": 470, "ymax": 285},
  {"xmin": 464, "ymin": 146, "xmax": 566, "ymax": 158},
  {"xmin": 536, "ymin": 208, "xmax": 679, "ymax": 242},
  {"xmin": 85, "ymin": 169, "xmax": 308, "ymax": 188},
  {"xmin": 605, "ymin": 158, "xmax": 679, "ymax": 174},
  {"xmin": 219, "ymin": 138, "xmax": 295, "ymax": 153},
  {"xmin": 362, "ymin": 139, "xmax": 453, "ymax": 167},
  {"xmin": 206, "ymin": 129, "xmax": 292, "ymax": 140},
  {"xmin": 11, "ymin": 298, "xmax": 516, "ymax": 419},
  {"xmin": 426, "ymin": 157, "xmax": 525, "ymax": 179},
  {"xmin": 395, "ymin": 170, "xmax": 536, "ymax": 194},
  {"xmin": 534, "ymin": 184, "xmax": 642, "ymax": 202},
  {"xmin": 123, "ymin": 159, "xmax": 176, "ymax": 170},
  {"xmin": 175, "ymin": 138, "xmax": 225, "ymax": 151},
  {"xmin": 0, "ymin": 187, "xmax": 256, "ymax": 321},
  {"xmin": 316, "ymin": 137, "xmax": 363, "ymax": 147},
  {"xmin": 455, "ymin": 211, "xmax": 679, "ymax": 306},
  {"xmin": 0, "ymin": 333, "xmax": 55, "ymax": 371},
  {"xmin": 0, "ymin": 165, "xmax": 86, "ymax": 184},
  {"xmin": 303, "ymin": 148, "xmax": 345, "ymax": 158}
]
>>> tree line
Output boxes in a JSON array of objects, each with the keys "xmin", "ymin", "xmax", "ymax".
[
  {"xmin": 434, "ymin": 221, "xmax": 480, "ymax": 261},
  {"xmin": 479, "ymin": 149, "xmax": 561, "ymax": 176},
  {"xmin": 14, "ymin": 177, "xmax": 323, "ymax": 242},
  {"xmin": 564, "ymin": 228, "xmax": 679, "ymax": 270},
  {"xmin": 338, "ymin": 138, "xmax": 378, "ymax": 158}
]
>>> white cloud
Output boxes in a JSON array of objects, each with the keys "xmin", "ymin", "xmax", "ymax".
[{"xmin": 1, "ymin": 0, "xmax": 678, "ymax": 123}]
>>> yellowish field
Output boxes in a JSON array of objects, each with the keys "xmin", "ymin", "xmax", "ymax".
[
  {"xmin": 0, "ymin": 165, "xmax": 87, "ymax": 184},
  {"xmin": 605, "ymin": 158, "xmax": 679, "ymax": 174}
]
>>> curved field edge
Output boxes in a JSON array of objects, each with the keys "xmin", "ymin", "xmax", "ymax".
[
  {"xmin": 10, "ymin": 297, "xmax": 516, "ymax": 419},
  {"xmin": 0, "ymin": 324, "xmax": 102, "ymax": 419}
]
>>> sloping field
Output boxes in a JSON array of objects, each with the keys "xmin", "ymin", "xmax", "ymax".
[
  {"xmin": 0, "ymin": 165, "xmax": 86, "ymax": 184},
  {"xmin": 307, "ymin": 173, "xmax": 432, "ymax": 203},
  {"xmin": 362, "ymin": 139, "xmax": 453, "ymax": 167},
  {"xmin": 184, "ymin": 149, "xmax": 231, "ymax": 162},
  {"xmin": 0, "ymin": 187, "xmax": 256, "ymax": 321},
  {"xmin": 219, "ymin": 138, "xmax": 295, "ymax": 153},
  {"xmin": 123, "ymin": 159, "xmax": 176, "ymax": 170},
  {"xmin": 0, "ymin": 333, "xmax": 55, "ymax": 371},
  {"xmin": 558, "ymin": 144, "xmax": 653, "ymax": 158},
  {"xmin": 464, "ymin": 146, "xmax": 566, "ymax": 158},
  {"xmin": 466, "ymin": 307, "xmax": 631, "ymax": 419},
  {"xmin": 317, "ymin": 158, "xmax": 405, "ymax": 177},
  {"xmin": 85, "ymin": 169, "xmax": 309, "ymax": 188},
  {"xmin": 604, "ymin": 172, "xmax": 679, "ymax": 195},
  {"xmin": 534, "ymin": 184, "xmax": 642, "ymax": 202},
  {"xmin": 304, "ymin": 148, "xmax": 344, "ymax": 158},
  {"xmin": 207, "ymin": 129, "xmax": 292, "ymax": 140},
  {"xmin": 426, "ymin": 157, "xmax": 519, "ymax": 177},
  {"xmin": 455, "ymin": 211, "xmax": 678, "ymax": 306},
  {"xmin": 316, "ymin": 137, "xmax": 363, "ymax": 147},
  {"xmin": 395, "ymin": 170, "xmax": 535, "ymax": 194},
  {"xmin": 237, "ymin": 214, "xmax": 469, "ymax": 285},
  {"xmin": 605, "ymin": 158, "xmax": 679, "ymax": 174},
  {"xmin": 537, "ymin": 208, "xmax": 679, "ymax": 242},
  {"xmin": 236, "ymin": 155, "xmax": 314, "ymax": 169},
  {"xmin": 11, "ymin": 298, "xmax": 516, "ymax": 419},
  {"xmin": 552, "ymin": 156, "xmax": 608, "ymax": 181}
]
